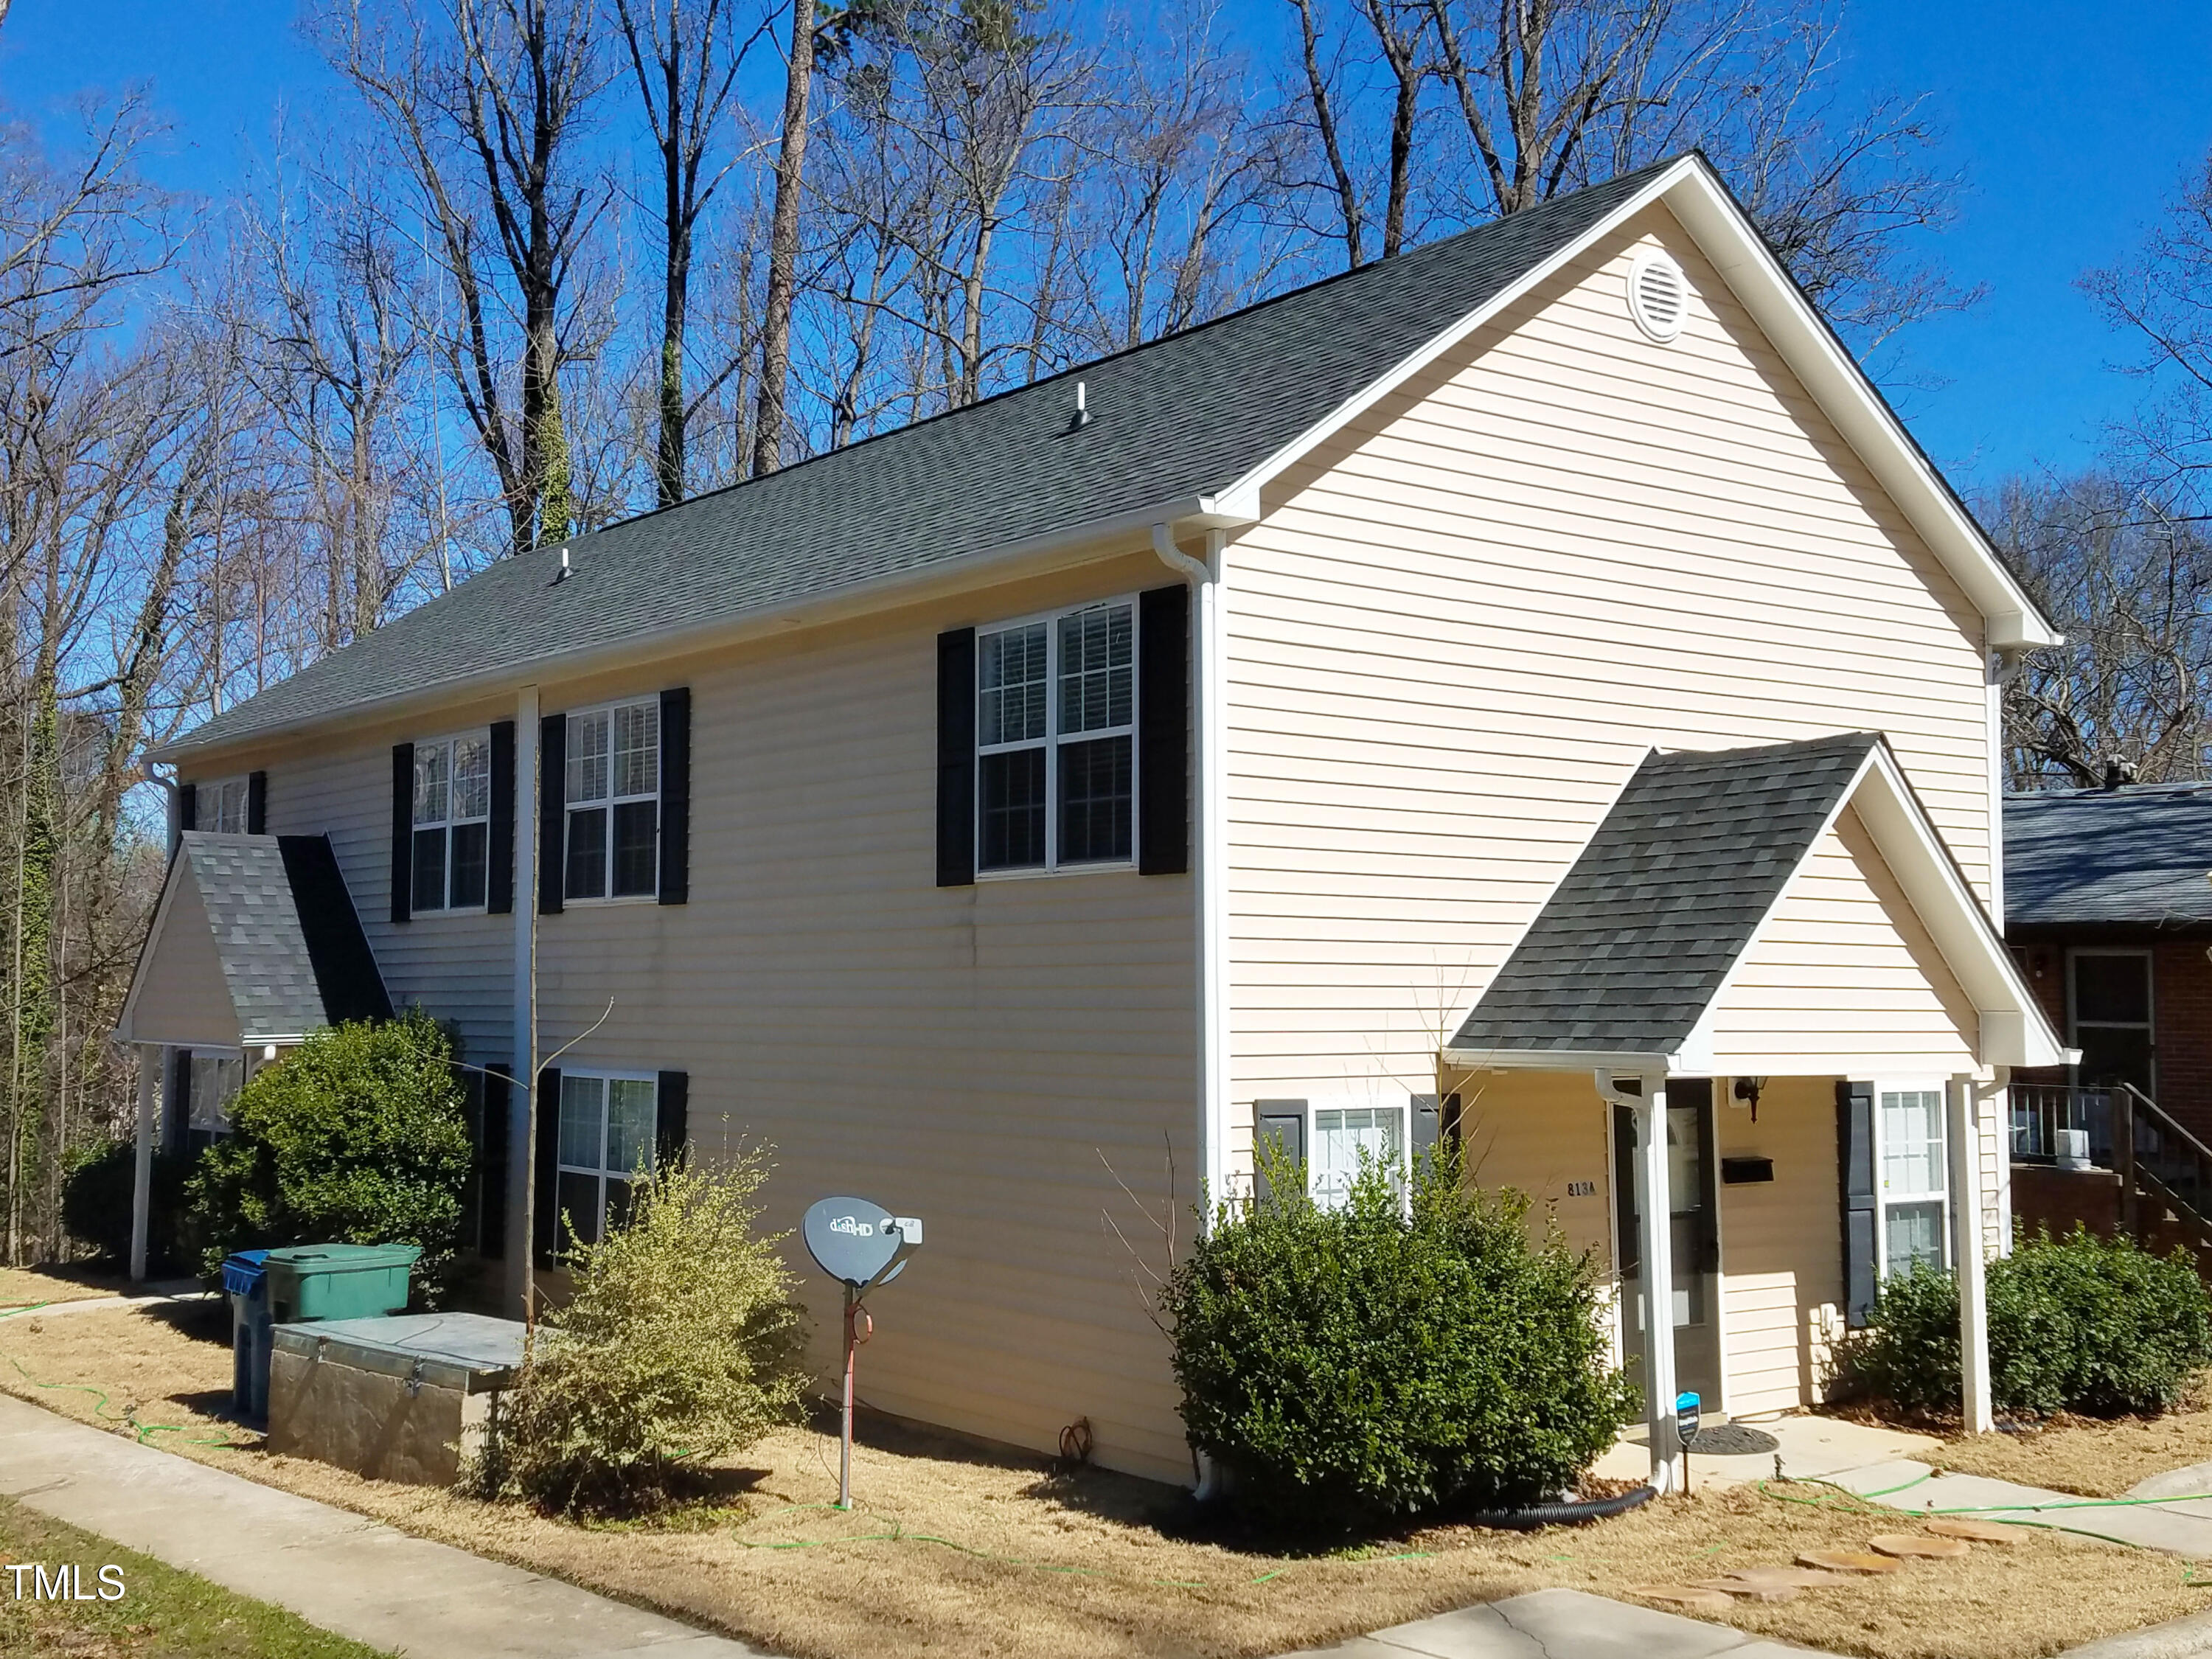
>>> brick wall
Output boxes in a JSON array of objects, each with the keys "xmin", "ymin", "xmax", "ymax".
[{"xmin": 2008, "ymin": 932, "xmax": 2212, "ymax": 1146}]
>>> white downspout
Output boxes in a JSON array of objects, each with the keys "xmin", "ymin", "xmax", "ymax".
[
  {"xmin": 1153, "ymin": 521, "xmax": 1228, "ymax": 1500},
  {"xmin": 508, "ymin": 686, "xmax": 540, "ymax": 1312}
]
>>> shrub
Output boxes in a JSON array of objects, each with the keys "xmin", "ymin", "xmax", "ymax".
[
  {"xmin": 470, "ymin": 1147, "xmax": 809, "ymax": 1513},
  {"xmin": 1834, "ymin": 1226, "xmax": 2212, "ymax": 1419},
  {"xmin": 186, "ymin": 1008, "xmax": 475, "ymax": 1297},
  {"xmin": 60, "ymin": 1141, "xmax": 195, "ymax": 1271},
  {"xmin": 1162, "ymin": 1145, "xmax": 1636, "ymax": 1532}
]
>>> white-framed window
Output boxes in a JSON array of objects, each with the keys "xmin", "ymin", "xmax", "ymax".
[
  {"xmin": 976, "ymin": 599, "xmax": 1135, "ymax": 873},
  {"xmin": 202, "ymin": 776, "xmax": 251, "ymax": 835},
  {"xmin": 2069, "ymin": 948, "xmax": 2154, "ymax": 1096},
  {"xmin": 1878, "ymin": 1085, "xmax": 1948, "ymax": 1277},
  {"xmin": 1308, "ymin": 1097, "xmax": 1409, "ymax": 1210},
  {"xmin": 565, "ymin": 699, "xmax": 659, "ymax": 900},
  {"xmin": 188, "ymin": 1048, "xmax": 245, "ymax": 1135},
  {"xmin": 411, "ymin": 731, "xmax": 493, "ymax": 912},
  {"xmin": 554, "ymin": 1071, "xmax": 659, "ymax": 1246}
]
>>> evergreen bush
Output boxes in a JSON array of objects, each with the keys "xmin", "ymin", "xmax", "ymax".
[
  {"xmin": 470, "ymin": 1147, "xmax": 809, "ymax": 1513},
  {"xmin": 1834, "ymin": 1225, "xmax": 2212, "ymax": 1418},
  {"xmin": 185, "ymin": 1007, "xmax": 474, "ymax": 1297},
  {"xmin": 1162, "ymin": 1144, "xmax": 1636, "ymax": 1532},
  {"xmin": 60, "ymin": 1140, "xmax": 195, "ymax": 1270}
]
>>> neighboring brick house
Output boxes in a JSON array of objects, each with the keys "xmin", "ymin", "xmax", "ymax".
[{"xmin": 2006, "ymin": 784, "xmax": 2212, "ymax": 1144}]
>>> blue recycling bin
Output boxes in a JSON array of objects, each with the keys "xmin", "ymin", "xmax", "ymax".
[{"xmin": 223, "ymin": 1250, "xmax": 272, "ymax": 1421}]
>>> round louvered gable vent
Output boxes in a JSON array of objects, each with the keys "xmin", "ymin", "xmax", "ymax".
[{"xmin": 1627, "ymin": 251, "xmax": 1688, "ymax": 342}]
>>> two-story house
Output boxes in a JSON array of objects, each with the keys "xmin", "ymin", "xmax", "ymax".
[{"xmin": 117, "ymin": 153, "xmax": 2065, "ymax": 1495}]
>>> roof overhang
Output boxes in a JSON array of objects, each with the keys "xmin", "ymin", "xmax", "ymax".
[
  {"xmin": 1444, "ymin": 739, "xmax": 2069, "ymax": 1074},
  {"xmin": 150, "ymin": 492, "xmax": 1257, "ymax": 765},
  {"xmin": 1222, "ymin": 154, "xmax": 2059, "ymax": 652}
]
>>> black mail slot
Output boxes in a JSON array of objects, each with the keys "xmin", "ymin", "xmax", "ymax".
[{"xmin": 1721, "ymin": 1156, "xmax": 1775, "ymax": 1186}]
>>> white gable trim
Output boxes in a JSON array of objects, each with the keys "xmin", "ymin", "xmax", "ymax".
[
  {"xmin": 1223, "ymin": 156, "xmax": 2058, "ymax": 651},
  {"xmin": 1673, "ymin": 742, "xmax": 2066, "ymax": 1071}
]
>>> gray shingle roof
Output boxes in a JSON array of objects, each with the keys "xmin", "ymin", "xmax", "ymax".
[
  {"xmin": 2005, "ymin": 784, "xmax": 2212, "ymax": 928},
  {"xmin": 183, "ymin": 833, "xmax": 392, "ymax": 1038},
  {"xmin": 1449, "ymin": 734, "xmax": 1880, "ymax": 1056},
  {"xmin": 167, "ymin": 160, "xmax": 1682, "ymax": 757}
]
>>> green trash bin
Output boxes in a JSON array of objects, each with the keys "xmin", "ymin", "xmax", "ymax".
[{"xmin": 265, "ymin": 1243, "xmax": 421, "ymax": 1324}]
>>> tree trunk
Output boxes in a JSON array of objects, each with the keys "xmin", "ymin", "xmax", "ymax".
[{"xmin": 753, "ymin": 0, "xmax": 815, "ymax": 476}]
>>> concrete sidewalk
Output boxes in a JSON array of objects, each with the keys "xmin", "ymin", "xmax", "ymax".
[
  {"xmin": 1826, "ymin": 1458, "xmax": 2212, "ymax": 1557},
  {"xmin": 0, "ymin": 1281, "xmax": 209, "ymax": 1318},
  {"xmin": 0, "ymin": 1393, "xmax": 763, "ymax": 1659},
  {"xmin": 1274, "ymin": 1586, "xmax": 1832, "ymax": 1657}
]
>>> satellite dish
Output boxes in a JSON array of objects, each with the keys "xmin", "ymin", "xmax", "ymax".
[
  {"xmin": 802, "ymin": 1195, "xmax": 924, "ymax": 1513},
  {"xmin": 804, "ymin": 1195, "xmax": 922, "ymax": 1290}
]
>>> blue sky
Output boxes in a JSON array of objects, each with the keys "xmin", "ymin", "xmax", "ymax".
[{"xmin": 1, "ymin": 0, "xmax": 2206, "ymax": 496}]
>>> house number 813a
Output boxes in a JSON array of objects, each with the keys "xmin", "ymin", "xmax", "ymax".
[{"xmin": 1565, "ymin": 1180, "xmax": 1596, "ymax": 1197}]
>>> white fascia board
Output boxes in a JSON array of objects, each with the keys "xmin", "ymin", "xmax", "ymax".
[
  {"xmin": 1221, "ymin": 157, "xmax": 2056, "ymax": 652},
  {"xmin": 1846, "ymin": 746, "xmax": 2067, "ymax": 1068},
  {"xmin": 153, "ymin": 492, "xmax": 1259, "ymax": 765}
]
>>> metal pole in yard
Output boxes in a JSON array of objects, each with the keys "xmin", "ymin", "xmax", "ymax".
[{"xmin": 840, "ymin": 1286, "xmax": 857, "ymax": 1510}]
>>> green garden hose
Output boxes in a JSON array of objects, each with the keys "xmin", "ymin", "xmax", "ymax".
[{"xmin": 0, "ymin": 1297, "xmax": 248, "ymax": 1448}]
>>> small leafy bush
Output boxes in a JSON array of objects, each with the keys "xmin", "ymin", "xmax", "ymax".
[
  {"xmin": 470, "ymin": 1147, "xmax": 809, "ymax": 1513},
  {"xmin": 60, "ymin": 1141, "xmax": 195, "ymax": 1270},
  {"xmin": 1163, "ymin": 1145, "xmax": 1636, "ymax": 1532},
  {"xmin": 186, "ymin": 1008, "xmax": 474, "ymax": 1296},
  {"xmin": 1834, "ymin": 1226, "xmax": 2212, "ymax": 1418}
]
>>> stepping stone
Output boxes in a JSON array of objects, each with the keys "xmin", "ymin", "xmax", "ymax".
[
  {"xmin": 1711, "ymin": 1565, "xmax": 1849, "ymax": 1589},
  {"xmin": 1694, "ymin": 1576, "xmax": 1801, "ymax": 1602},
  {"xmin": 1926, "ymin": 1517, "xmax": 2024, "ymax": 1543},
  {"xmin": 1870, "ymin": 1533, "xmax": 1972, "ymax": 1559},
  {"xmin": 1798, "ymin": 1549, "xmax": 1902, "ymax": 1574},
  {"xmin": 1629, "ymin": 1585, "xmax": 1739, "ymax": 1615}
]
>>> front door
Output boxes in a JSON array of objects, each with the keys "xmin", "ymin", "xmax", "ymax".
[{"xmin": 1613, "ymin": 1079, "xmax": 1723, "ymax": 1411}]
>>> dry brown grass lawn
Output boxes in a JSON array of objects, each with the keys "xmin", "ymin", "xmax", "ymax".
[
  {"xmin": 1, "ymin": 1301, "xmax": 2205, "ymax": 1659},
  {"xmin": 0, "ymin": 1264, "xmax": 128, "ymax": 1307},
  {"xmin": 1938, "ymin": 1396, "xmax": 2212, "ymax": 1500}
]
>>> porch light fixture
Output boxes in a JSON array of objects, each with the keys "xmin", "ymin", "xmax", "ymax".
[{"xmin": 1731, "ymin": 1075, "xmax": 1766, "ymax": 1121}]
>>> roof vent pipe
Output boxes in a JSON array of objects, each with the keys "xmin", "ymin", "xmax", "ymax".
[
  {"xmin": 1069, "ymin": 380, "xmax": 1090, "ymax": 431},
  {"xmin": 554, "ymin": 546, "xmax": 570, "ymax": 584}
]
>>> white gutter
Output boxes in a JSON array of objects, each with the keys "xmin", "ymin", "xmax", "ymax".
[
  {"xmin": 1152, "ymin": 521, "xmax": 1231, "ymax": 1506},
  {"xmin": 154, "ymin": 493, "xmax": 1260, "ymax": 766}
]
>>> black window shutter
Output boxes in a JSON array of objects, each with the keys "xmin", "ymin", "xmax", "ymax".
[
  {"xmin": 936, "ymin": 628, "xmax": 976, "ymax": 886},
  {"xmin": 487, "ymin": 721, "xmax": 515, "ymax": 915},
  {"xmin": 534, "ymin": 1067, "xmax": 563, "ymax": 1266},
  {"xmin": 1253, "ymin": 1100, "xmax": 1307, "ymax": 1207},
  {"xmin": 658, "ymin": 688, "xmax": 690, "ymax": 905},
  {"xmin": 538, "ymin": 714, "xmax": 566, "ymax": 914},
  {"xmin": 1414, "ymin": 1092, "xmax": 1462, "ymax": 1164},
  {"xmin": 177, "ymin": 782, "xmax": 196, "ymax": 834},
  {"xmin": 390, "ymin": 743, "xmax": 414, "ymax": 924},
  {"xmin": 479, "ymin": 1065, "xmax": 511, "ymax": 1261},
  {"xmin": 1838, "ymin": 1079, "xmax": 1879, "ymax": 1327},
  {"xmin": 1137, "ymin": 582, "xmax": 1191, "ymax": 875},
  {"xmin": 246, "ymin": 771, "xmax": 268, "ymax": 835},
  {"xmin": 655, "ymin": 1070, "xmax": 689, "ymax": 1169}
]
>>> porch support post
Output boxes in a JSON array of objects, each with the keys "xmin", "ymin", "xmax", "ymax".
[
  {"xmin": 128, "ymin": 1045, "xmax": 157, "ymax": 1282},
  {"xmin": 1948, "ymin": 1074, "xmax": 1994, "ymax": 1433},
  {"xmin": 1632, "ymin": 1079, "xmax": 1680, "ymax": 1493}
]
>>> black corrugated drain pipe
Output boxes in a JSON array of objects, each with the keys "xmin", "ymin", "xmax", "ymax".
[{"xmin": 1455, "ymin": 1483, "xmax": 1658, "ymax": 1531}]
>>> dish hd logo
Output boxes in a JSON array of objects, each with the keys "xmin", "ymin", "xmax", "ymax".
[{"xmin": 7, "ymin": 1563, "xmax": 126, "ymax": 1601}]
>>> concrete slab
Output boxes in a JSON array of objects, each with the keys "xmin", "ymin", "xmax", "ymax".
[
  {"xmin": 1272, "ymin": 1588, "xmax": 1832, "ymax": 1658},
  {"xmin": 0, "ymin": 1393, "xmax": 763, "ymax": 1658},
  {"xmin": 1593, "ymin": 1414, "xmax": 1943, "ymax": 1489},
  {"xmin": 0, "ymin": 1285, "xmax": 213, "ymax": 1318},
  {"xmin": 1825, "ymin": 1459, "xmax": 2212, "ymax": 1558},
  {"xmin": 2051, "ymin": 1605, "xmax": 2212, "ymax": 1658}
]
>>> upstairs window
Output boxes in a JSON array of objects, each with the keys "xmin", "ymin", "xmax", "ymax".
[
  {"xmin": 566, "ymin": 699, "xmax": 660, "ymax": 900},
  {"xmin": 976, "ymin": 599, "xmax": 1134, "ymax": 873},
  {"xmin": 204, "ymin": 776, "xmax": 251, "ymax": 835},
  {"xmin": 412, "ymin": 733, "xmax": 492, "ymax": 912}
]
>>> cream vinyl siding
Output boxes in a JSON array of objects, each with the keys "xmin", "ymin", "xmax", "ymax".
[
  {"xmin": 190, "ymin": 552, "xmax": 1200, "ymax": 1483},
  {"xmin": 1716, "ymin": 1076, "xmax": 1843, "ymax": 1417},
  {"xmin": 202, "ymin": 704, "xmax": 518, "ymax": 1068},
  {"xmin": 1223, "ymin": 200, "xmax": 1994, "ymax": 1129},
  {"xmin": 1702, "ymin": 807, "xmax": 1978, "ymax": 1076},
  {"xmin": 131, "ymin": 875, "xmax": 241, "ymax": 1047}
]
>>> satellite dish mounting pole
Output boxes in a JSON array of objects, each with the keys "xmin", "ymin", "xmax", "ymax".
[{"xmin": 839, "ymin": 1284, "xmax": 858, "ymax": 1511}]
